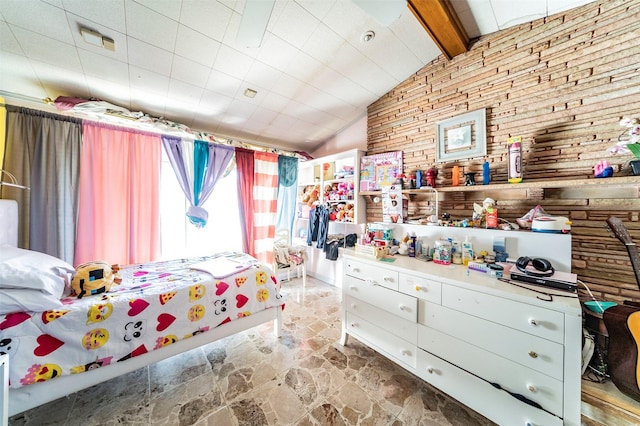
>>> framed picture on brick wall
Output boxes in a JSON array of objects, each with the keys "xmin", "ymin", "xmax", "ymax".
[{"xmin": 435, "ymin": 108, "xmax": 486, "ymax": 163}]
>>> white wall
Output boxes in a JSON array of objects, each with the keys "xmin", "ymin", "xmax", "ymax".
[{"xmin": 310, "ymin": 114, "xmax": 367, "ymax": 158}]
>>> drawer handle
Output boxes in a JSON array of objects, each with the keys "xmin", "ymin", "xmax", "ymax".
[
  {"xmin": 399, "ymin": 304, "xmax": 407, "ymax": 311},
  {"xmin": 527, "ymin": 384, "xmax": 536, "ymax": 393},
  {"xmin": 350, "ymin": 303, "xmax": 357, "ymax": 309},
  {"xmin": 366, "ymin": 279, "xmax": 377, "ymax": 286},
  {"xmin": 383, "ymin": 276, "xmax": 394, "ymax": 282},
  {"xmin": 353, "ymin": 268, "xmax": 360, "ymax": 272},
  {"xmin": 351, "ymin": 323, "xmax": 358, "ymax": 328},
  {"xmin": 401, "ymin": 349, "xmax": 411, "ymax": 356},
  {"xmin": 529, "ymin": 318, "xmax": 538, "ymax": 326},
  {"xmin": 349, "ymin": 286, "xmax": 357, "ymax": 291},
  {"xmin": 528, "ymin": 351, "xmax": 538, "ymax": 358},
  {"xmin": 427, "ymin": 367, "xmax": 434, "ymax": 374}
]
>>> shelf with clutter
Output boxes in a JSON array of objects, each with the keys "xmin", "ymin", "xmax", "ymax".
[{"xmin": 295, "ymin": 149, "xmax": 366, "ymax": 224}]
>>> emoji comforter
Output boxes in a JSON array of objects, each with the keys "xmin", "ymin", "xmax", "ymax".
[{"xmin": 0, "ymin": 253, "xmax": 284, "ymax": 389}]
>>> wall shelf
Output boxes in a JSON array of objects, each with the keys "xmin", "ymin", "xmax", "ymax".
[{"xmin": 360, "ymin": 176, "xmax": 639, "ymax": 196}]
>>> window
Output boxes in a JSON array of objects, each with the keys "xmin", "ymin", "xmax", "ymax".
[{"xmin": 159, "ymin": 152, "xmax": 242, "ymax": 259}]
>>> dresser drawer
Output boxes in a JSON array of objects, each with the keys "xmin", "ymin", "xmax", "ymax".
[
  {"xmin": 417, "ymin": 349, "xmax": 562, "ymax": 426},
  {"xmin": 418, "ymin": 324, "xmax": 564, "ymax": 417},
  {"xmin": 344, "ymin": 259, "xmax": 399, "ymax": 290},
  {"xmin": 442, "ymin": 285, "xmax": 566, "ymax": 344},
  {"xmin": 346, "ymin": 311, "xmax": 417, "ymax": 370},
  {"xmin": 419, "ymin": 301, "xmax": 564, "ymax": 380},
  {"xmin": 345, "ymin": 295, "xmax": 417, "ymax": 344},
  {"xmin": 344, "ymin": 275, "xmax": 417, "ymax": 323},
  {"xmin": 399, "ymin": 272, "xmax": 442, "ymax": 304}
]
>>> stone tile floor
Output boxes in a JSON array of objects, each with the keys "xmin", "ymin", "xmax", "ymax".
[{"xmin": 9, "ymin": 276, "xmax": 494, "ymax": 425}]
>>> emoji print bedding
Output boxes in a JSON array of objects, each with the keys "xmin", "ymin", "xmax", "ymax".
[{"xmin": 0, "ymin": 254, "xmax": 284, "ymax": 389}]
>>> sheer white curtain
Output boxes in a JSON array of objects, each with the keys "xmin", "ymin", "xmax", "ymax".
[{"xmin": 159, "ymin": 150, "xmax": 242, "ymax": 259}]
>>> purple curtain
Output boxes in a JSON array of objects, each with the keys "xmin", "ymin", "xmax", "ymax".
[{"xmin": 161, "ymin": 136, "xmax": 234, "ymax": 227}]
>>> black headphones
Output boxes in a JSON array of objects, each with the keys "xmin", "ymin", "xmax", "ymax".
[{"xmin": 516, "ymin": 256, "xmax": 555, "ymax": 277}]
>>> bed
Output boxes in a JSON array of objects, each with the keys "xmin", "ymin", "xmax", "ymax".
[{"xmin": 0, "ymin": 247, "xmax": 284, "ymax": 417}]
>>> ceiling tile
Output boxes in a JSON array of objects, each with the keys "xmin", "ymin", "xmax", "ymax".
[
  {"xmin": 129, "ymin": 65, "xmax": 170, "ymax": 96},
  {"xmin": 125, "ymin": 1, "xmax": 178, "ymax": 51},
  {"xmin": 66, "ymin": 14, "xmax": 128, "ymax": 63},
  {"xmin": 490, "ymin": 0, "xmax": 546, "ymax": 29},
  {"xmin": 256, "ymin": 33, "xmax": 299, "ymax": 72},
  {"xmin": 205, "ymin": 69, "xmax": 244, "ymax": 99},
  {"xmin": 85, "ymin": 75, "xmax": 130, "ymax": 106},
  {"xmin": 452, "ymin": 0, "xmax": 498, "ymax": 38},
  {"xmin": 270, "ymin": 1, "xmax": 320, "ymax": 50},
  {"xmin": 0, "ymin": 20, "xmax": 22, "ymax": 55},
  {"xmin": 78, "ymin": 48, "xmax": 129, "ymax": 83},
  {"xmin": 167, "ymin": 78, "xmax": 204, "ymax": 104},
  {"xmin": 258, "ymin": 90, "xmax": 291, "ymax": 112},
  {"xmin": 244, "ymin": 60, "xmax": 283, "ymax": 92},
  {"xmin": 0, "ymin": 0, "xmax": 75, "ymax": 43},
  {"xmin": 179, "ymin": 0, "xmax": 233, "ymax": 42},
  {"xmin": 389, "ymin": 9, "xmax": 441, "ymax": 64},
  {"xmin": 170, "ymin": 55, "xmax": 211, "ymax": 87},
  {"xmin": 11, "ymin": 25, "xmax": 82, "ymax": 72},
  {"xmin": 212, "ymin": 44, "xmax": 255, "ymax": 80},
  {"xmin": 127, "ymin": 37, "xmax": 173, "ymax": 76},
  {"xmin": 302, "ymin": 23, "xmax": 344, "ymax": 65},
  {"xmin": 174, "ymin": 24, "xmax": 221, "ymax": 68},
  {"xmin": 198, "ymin": 88, "xmax": 234, "ymax": 116},
  {"xmin": 133, "ymin": 0, "xmax": 182, "ymax": 20},
  {"xmin": 30, "ymin": 58, "xmax": 90, "ymax": 98},
  {"xmin": 0, "ymin": 52, "xmax": 45, "ymax": 98},
  {"xmin": 61, "ymin": 0, "xmax": 126, "ymax": 33}
]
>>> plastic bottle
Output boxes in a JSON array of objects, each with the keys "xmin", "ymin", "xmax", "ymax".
[
  {"xmin": 507, "ymin": 136, "xmax": 523, "ymax": 183},
  {"xmin": 409, "ymin": 232, "xmax": 417, "ymax": 257},
  {"xmin": 416, "ymin": 170, "xmax": 422, "ymax": 189},
  {"xmin": 462, "ymin": 236, "xmax": 473, "ymax": 266},
  {"xmin": 452, "ymin": 166, "xmax": 460, "ymax": 186}
]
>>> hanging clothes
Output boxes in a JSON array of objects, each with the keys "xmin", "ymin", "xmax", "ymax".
[{"xmin": 307, "ymin": 205, "xmax": 329, "ymax": 249}]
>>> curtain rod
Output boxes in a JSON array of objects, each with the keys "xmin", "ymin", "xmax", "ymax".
[{"xmin": 0, "ymin": 92, "xmax": 307, "ymax": 159}]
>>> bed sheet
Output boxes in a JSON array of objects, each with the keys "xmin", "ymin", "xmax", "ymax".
[{"xmin": 0, "ymin": 253, "xmax": 284, "ymax": 389}]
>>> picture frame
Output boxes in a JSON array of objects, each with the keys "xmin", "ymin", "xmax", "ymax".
[{"xmin": 435, "ymin": 108, "xmax": 486, "ymax": 163}]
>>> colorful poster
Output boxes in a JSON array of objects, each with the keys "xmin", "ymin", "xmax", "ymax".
[{"xmin": 360, "ymin": 151, "xmax": 402, "ymax": 191}]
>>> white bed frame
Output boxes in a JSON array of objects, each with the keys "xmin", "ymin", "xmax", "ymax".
[{"xmin": 7, "ymin": 306, "xmax": 282, "ymax": 417}]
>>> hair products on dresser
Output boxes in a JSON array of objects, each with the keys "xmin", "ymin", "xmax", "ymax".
[
  {"xmin": 462, "ymin": 237, "xmax": 473, "ymax": 266},
  {"xmin": 507, "ymin": 136, "xmax": 523, "ymax": 183}
]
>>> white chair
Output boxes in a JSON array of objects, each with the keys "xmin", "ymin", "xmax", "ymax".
[{"xmin": 273, "ymin": 229, "xmax": 307, "ymax": 286}]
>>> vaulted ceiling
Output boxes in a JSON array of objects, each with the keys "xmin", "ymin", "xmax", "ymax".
[{"xmin": 0, "ymin": 0, "xmax": 593, "ymax": 152}]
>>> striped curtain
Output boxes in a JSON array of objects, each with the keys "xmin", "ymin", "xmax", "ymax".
[{"xmin": 253, "ymin": 151, "xmax": 279, "ymax": 264}]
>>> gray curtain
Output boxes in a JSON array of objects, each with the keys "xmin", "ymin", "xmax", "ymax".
[
  {"xmin": 275, "ymin": 155, "xmax": 298, "ymax": 240},
  {"xmin": 2, "ymin": 106, "xmax": 82, "ymax": 263}
]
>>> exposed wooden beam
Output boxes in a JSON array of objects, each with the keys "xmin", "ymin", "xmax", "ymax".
[{"xmin": 408, "ymin": 0, "xmax": 469, "ymax": 60}]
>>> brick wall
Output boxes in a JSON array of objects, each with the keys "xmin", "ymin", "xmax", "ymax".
[{"xmin": 366, "ymin": 0, "xmax": 640, "ymax": 302}]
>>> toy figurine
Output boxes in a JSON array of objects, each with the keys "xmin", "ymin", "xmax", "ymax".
[
  {"xmin": 426, "ymin": 167, "xmax": 438, "ymax": 187},
  {"xmin": 464, "ymin": 172, "xmax": 476, "ymax": 186}
]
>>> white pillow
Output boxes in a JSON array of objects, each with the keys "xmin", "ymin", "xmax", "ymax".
[
  {"xmin": 0, "ymin": 245, "xmax": 75, "ymax": 298},
  {"xmin": 0, "ymin": 288, "xmax": 63, "ymax": 315}
]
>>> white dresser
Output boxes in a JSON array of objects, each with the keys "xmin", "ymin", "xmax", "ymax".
[{"xmin": 340, "ymin": 253, "xmax": 582, "ymax": 426}]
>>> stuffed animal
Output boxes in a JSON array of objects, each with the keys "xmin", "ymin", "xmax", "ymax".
[
  {"xmin": 301, "ymin": 185, "xmax": 319, "ymax": 207},
  {"xmin": 71, "ymin": 261, "xmax": 121, "ymax": 299}
]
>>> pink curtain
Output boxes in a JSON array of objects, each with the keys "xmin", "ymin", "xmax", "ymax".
[
  {"xmin": 74, "ymin": 122, "xmax": 161, "ymax": 266},
  {"xmin": 235, "ymin": 148, "xmax": 255, "ymax": 256},
  {"xmin": 253, "ymin": 151, "xmax": 279, "ymax": 264}
]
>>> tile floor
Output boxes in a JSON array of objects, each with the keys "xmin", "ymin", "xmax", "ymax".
[{"xmin": 9, "ymin": 276, "xmax": 497, "ymax": 425}]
